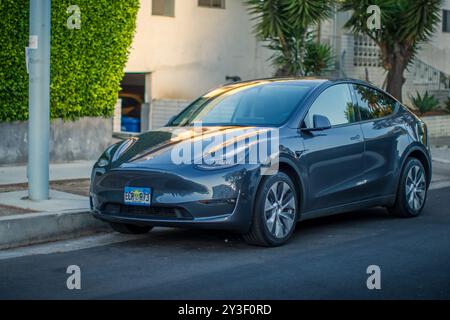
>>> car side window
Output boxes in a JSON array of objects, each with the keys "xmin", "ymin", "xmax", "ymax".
[
  {"xmin": 304, "ymin": 84, "xmax": 356, "ymax": 128},
  {"xmin": 353, "ymin": 85, "xmax": 398, "ymax": 121}
]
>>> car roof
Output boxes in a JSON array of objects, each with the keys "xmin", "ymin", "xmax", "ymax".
[
  {"xmin": 220, "ymin": 77, "xmax": 373, "ymax": 90},
  {"xmin": 221, "ymin": 77, "xmax": 326, "ymax": 88},
  {"xmin": 203, "ymin": 77, "xmax": 396, "ymax": 106}
]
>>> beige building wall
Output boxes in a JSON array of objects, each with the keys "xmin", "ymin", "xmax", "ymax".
[
  {"xmin": 125, "ymin": 0, "xmax": 274, "ymax": 101},
  {"xmin": 418, "ymin": 0, "xmax": 450, "ymax": 75},
  {"xmin": 318, "ymin": 4, "xmax": 450, "ymax": 106}
]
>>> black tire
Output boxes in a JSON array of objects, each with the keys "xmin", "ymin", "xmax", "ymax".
[
  {"xmin": 109, "ymin": 222, "xmax": 153, "ymax": 235},
  {"xmin": 243, "ymin": 172, "xmax": 299, "ymax": 247},
  {"xmin": 388, "ymin": 157, "xmax": 428, "ymax": 218}
]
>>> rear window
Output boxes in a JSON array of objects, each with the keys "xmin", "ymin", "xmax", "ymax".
[{"xmin": 353, "ymin": 85, "xmax": 398, "ymax": 121}]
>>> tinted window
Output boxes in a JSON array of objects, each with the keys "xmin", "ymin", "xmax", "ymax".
[
  {"xmin": 304, "ymin": 84, "xmax": 355, "ymax": 128},
  {"xmin": 170, "ymin": 82, "xmax": 314, "ymax": 127},
  {"xmin": 353, "ymin": 85, "xmax": 397, "ymax": 121},
  {"xmin": 152, "ymin": 0, "xmax": 175, "ymax": 17},
  {"xmin": 199, "ymin": 0, "xmax": 225, "ymax": 9},
  {"xmin": 443, "ymin": 10, "xmax": 450, "ymax": 33}
]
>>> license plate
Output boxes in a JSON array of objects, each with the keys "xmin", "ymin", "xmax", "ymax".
[{"xmin": 124, "ymin": 187, "xmax": 152, "ymax": 206}]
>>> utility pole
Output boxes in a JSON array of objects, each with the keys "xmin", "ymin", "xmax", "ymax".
[{"xmin": 28, "ymin": 0, "xmax": 51, "ymax": 201}]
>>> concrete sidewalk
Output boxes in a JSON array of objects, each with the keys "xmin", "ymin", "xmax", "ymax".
[
  {"xmin": 0, "ymin": 160, "xmax": 106, "ymax": 249},
  {"xmin": 0, "ymin": 189, "xmax": 89, "ymax": 213},
  {"xmin": 0, "ymin": 160, "xmax": 95, "ymax": 186},
  {"xmin": 0, "ymin": 188, "xmax": 109, "ymax": 250},
  {"xmin": 431, "ymin": 147, "xmax": 450, "ymax": 164},
  {"xmin": 430, "ymin": 136, "xmax": 450, "ymax": 164}
]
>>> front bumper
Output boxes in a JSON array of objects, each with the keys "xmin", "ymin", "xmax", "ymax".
[{"xmin": 90, "ymin": 165, "xmax": 260, "ymax": 233}]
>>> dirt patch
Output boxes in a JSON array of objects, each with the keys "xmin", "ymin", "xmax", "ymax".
[
  {"xmin": 0, "ymin": 204, "xmax": 36, "ymax": 216},
  {"xmin": 0, "ymin": 179, "xmax": 91, "ymax": 197},
  {"xmin": 0, "ymin": 183, "xmax": 28, "ymax": 194},
  {"xmin": 411, "ymin": 110, "xmax": 449, "ymax": 117},
  {"xmin": 50, "ymin": 179, "xmax": 90, "ymax": 197}
]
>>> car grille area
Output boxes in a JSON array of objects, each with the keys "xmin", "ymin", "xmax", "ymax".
[{"xmin": 102, "ymin": 203, "xmax": 192, "ymax": 220}]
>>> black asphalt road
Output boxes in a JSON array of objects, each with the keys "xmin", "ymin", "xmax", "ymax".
[{"xmin": 1, "ymin": 187, "xmax": 450, "ymax": 300}]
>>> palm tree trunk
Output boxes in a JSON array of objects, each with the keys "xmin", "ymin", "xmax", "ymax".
[
  {"xmin": 297, "ymin": 28, "xmax": 308, "ymax": 77},
  {"xmin": 385, "ymin": 47, "xmax": 408, "ymax": 102}
]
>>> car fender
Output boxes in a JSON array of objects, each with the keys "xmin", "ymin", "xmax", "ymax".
[{"xmin": 396, "ymin": 143, "xmax": 432, "ymax": 191}]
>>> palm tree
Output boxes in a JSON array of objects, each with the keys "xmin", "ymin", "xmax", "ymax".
[
  {"xmin": 246, "ymin": 0, "xmax": 335, "ymax": 76},
  {"xmin": 304, "ymin": 41, "xmax": 335, "ymax": 76},
  {"xmin": 341, "ymin": 0, "xmax": 443, "ymax": 102}
]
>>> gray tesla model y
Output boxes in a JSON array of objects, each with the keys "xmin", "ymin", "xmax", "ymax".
[{"xmin": 90, "ymin": 78, "xmax": 432, "ymax": 246}]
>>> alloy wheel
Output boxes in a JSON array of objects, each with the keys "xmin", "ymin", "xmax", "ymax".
[
  {"xmin": 405, "ymin": 165, "xmax": 426, "ymax": 211},
  {"xmin": 264, "ymin": 181, "xmax": 296, "ymax": 239}
]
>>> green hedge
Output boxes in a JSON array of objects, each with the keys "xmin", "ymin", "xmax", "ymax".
[{"xmin": 0, "ymin": 0, "xmax": 140, "ymax": 121}]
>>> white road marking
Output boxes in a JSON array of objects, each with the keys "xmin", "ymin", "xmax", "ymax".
[
  {"xmin": 433, "ymin": 158, "xmax": 450, "ymax": 165},
  {"xmin": 430, "ymin": 180, "xmax": 450, "ymax": 191},
  {"xmin": 0, "ymin": 232, "xmax": 148, "ymax": 261}
]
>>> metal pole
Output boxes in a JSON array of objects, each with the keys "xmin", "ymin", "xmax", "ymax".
[{"xmin": 28, "ymin": 0, "xmax": 51, "ymax": 201}]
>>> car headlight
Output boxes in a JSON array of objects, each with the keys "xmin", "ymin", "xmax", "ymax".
[
  {"xmin": 195, "ymin": 155, "xmax": 239, "ymax": 170},
  {"xmin": 96, "ymin": 139, "xmax": 136, "ymax": 168},
  {"xmin": 418, "ymin": 121, "xmax": 428, "ymax": 147},
  {"xmin": 96, "ymin": 145, "xmax": 114, "ymax": 168},
  {"xmin": 111, "ymin": 138, "xmax": 136, "ymax": 162},
  {"xmin": 97, "ymin": 158, "xmax": 110, "ymax": 168},
  {"xmin": 194, "ymin": 145, "xmax": 250, "ymax": 170}
]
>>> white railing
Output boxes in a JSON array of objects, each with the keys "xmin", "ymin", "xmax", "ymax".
[{"xmin": 412, "ymin": 58, "xmax": 450, "ymax": 90}]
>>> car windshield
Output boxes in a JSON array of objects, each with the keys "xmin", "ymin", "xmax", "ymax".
[{"xmin": 169, "ymin": 81, "xmax": 315, "ymax": 127}]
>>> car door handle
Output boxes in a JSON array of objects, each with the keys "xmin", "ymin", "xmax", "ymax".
[{"xmin": 350, "ymin": 134, "xmax": 361, "ymax": 141}]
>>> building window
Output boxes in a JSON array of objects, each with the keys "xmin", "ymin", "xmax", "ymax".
[
  {"xmin": 152, "ymin": 0, "xmax": 175, "ymax": 17},
  {"xmin": 444, "ymin": 10, "xmax": 450, "ymax": 33},
  {"xmin": 353, "ymin": 34, "xmax": 382, "ymax": 67},
  {"xmin": 198, "ymin": 0, "xmax": 225, "ymax": 9}
]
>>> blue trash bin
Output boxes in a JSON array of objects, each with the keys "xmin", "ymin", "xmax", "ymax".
[{"xmin": 121, "ymin": 116, "xmax": 141, "ymax": 133}]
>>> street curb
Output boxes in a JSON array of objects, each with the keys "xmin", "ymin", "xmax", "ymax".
[
  {"xmin": 433, "ymin": 157, "xmax": 450, "ymax": 164},
  {"xmin": 0, "ymin": 210, "xmax": 110, "ymax": 250}
]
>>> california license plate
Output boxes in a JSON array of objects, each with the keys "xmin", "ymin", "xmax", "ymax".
[{"xmin": 124, "ymin": 187, "xmax": 152, "ymax": 206}]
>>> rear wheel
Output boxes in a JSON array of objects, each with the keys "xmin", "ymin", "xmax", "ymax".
[
  {"xmin": 109, "ymin": 222, "xmax": 153, "ymax": 235},
  {"xmin": 244, "ymin": 172, "xmax": 299, "ymax": 247},
  {"xmin": 388, "ymin": 158, "xmax": 428, "ymax": 218}
]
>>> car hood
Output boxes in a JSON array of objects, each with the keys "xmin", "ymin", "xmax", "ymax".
[{"xmin": 109, "ymin": 126, "xmax": 278, "ymax": 169}]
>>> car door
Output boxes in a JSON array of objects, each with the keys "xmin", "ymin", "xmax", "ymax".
[
  {"xmin": 301, "ymin": 83, "xmax": 366, "ymax": 211},
  {"xmin": 351, "ymin": 84, "xmax": 406, "ymax": 198}
]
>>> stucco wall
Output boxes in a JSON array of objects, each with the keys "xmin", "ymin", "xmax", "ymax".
[
  {"xmin": 418, "ymin": 0, "xmax": 450, "ymax": 75},
  {"xmin": 422, "ymin": 115, "xmax": 450, "ymax": 138},
  {"xmin": 125, "ymin": 0, "xmax": 274, "ymax": 100},
  {"xmin": 150, "ymin": 99, "xmax": 189, "ymax": 129},
  {"xmin": 0, "ymin": 117, "xmax": 113, "ymax": 165}
]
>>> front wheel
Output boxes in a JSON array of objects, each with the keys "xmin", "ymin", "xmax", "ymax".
[
  {"xmin": 244, "ymin": 172, "xmax": 299, "ymax": 247},
  {"xmin": 109, "ymin": 222, "xmax": 153, "ymax": 235},
  {"xmin": 388, "ymin": 158, "xmax": 428, "ymax": 218}
]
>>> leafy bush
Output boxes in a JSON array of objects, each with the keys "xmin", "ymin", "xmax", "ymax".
[
  {"xmin": 0, "ymin": 0, "xmax": 140, "ymax": 121},
  {"xmin": 410, "ymin": 91, "xmax": 440, "ymax": 116},
  {"xmin": 0, "ymin": 0, "xmax": 29, "ymax": 121},
  {"xmin": 446, "ymin": 97, "xmax": 450, "ymax": 114},
  {"xmin": 268, "ymin": 35, "xmax": 335, "ymax": 77},
  {"xmin": 304, "ymin": 42, "xmax": 334, "ymax": 76},
  {"xmin": 246, "ymin": 0, "xmax": 335, "ymax": 77}
]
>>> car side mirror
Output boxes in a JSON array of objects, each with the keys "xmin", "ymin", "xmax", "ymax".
[
  {"xmin": 313, "ymin": 114, "xmax": 331, "ymax": 130},
  {"xmin": 302, "ymin": 114, "xmax": 332, "ymax": 132}
]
